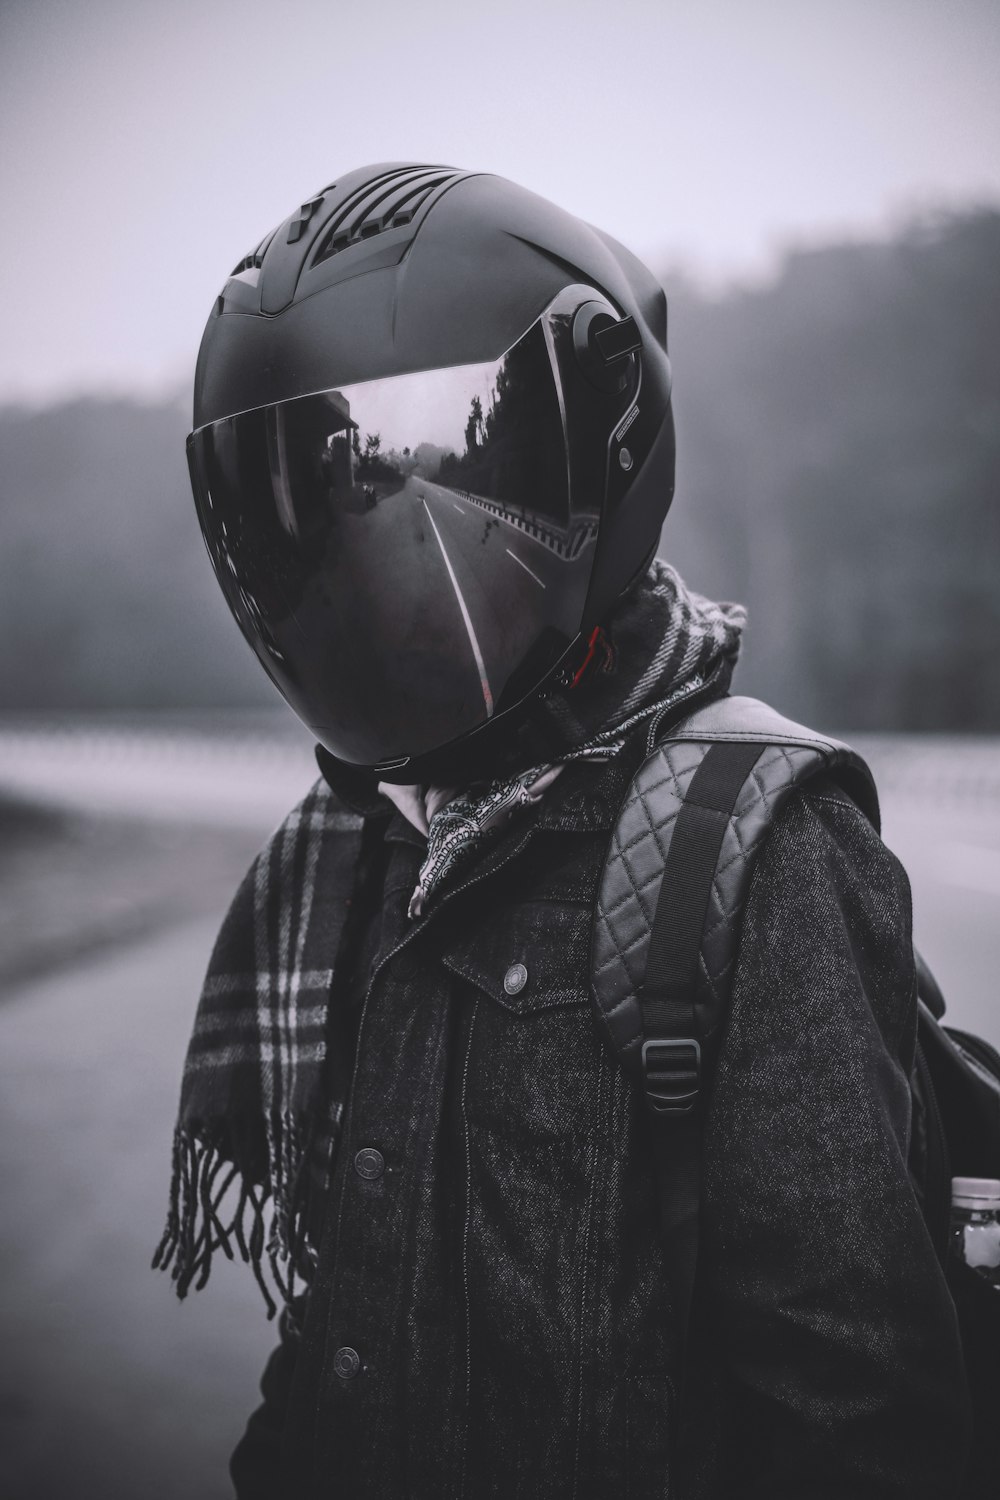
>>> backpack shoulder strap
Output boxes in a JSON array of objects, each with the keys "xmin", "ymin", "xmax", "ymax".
[
  {"xmin": 590, "ymin": 694, "xmax": 877, "ymax": 1383},
  {"xmin": 591, "ymin": 694, "xmax": 878, "ymax": 1094}
]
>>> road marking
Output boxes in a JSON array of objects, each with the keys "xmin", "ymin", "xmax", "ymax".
[
  {"xmin": 505, "ymin": 548, "xmax": 546, "ymax": 588},
  {"xmin": 453, "ymin": 503, "xmax": 466, "ymax": 514},
  {"xmin": 938, "ymin": 842, "xmax": 1000, "ymax": 898},
  {"xmin": 421, "ymin": 498, "xmax": 494, "ymax": 716}
]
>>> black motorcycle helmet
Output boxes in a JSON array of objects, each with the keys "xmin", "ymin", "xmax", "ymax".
[{"xmin": 187, "ymin": 163, "xmax": 675, "ymax": 784}]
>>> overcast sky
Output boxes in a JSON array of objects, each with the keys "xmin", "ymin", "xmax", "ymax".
[{"xmin": 1, "ymin": 0, "xmax": 998, "ymax": 404}]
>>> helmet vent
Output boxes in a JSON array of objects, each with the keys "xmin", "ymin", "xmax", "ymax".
[
  {"xmin": 230, "ymin": 227, "xmax": 278, "ymax": 278},
  {"xmin": 311, "ymin": 165, "xmax": 460, "ymax": 266}
]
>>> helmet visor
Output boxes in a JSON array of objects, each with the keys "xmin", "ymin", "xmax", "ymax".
[{"xmin": 188, "ymin": 291, "xmax": 632, "ymax": 770}]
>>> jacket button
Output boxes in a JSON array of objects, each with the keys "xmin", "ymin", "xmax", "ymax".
[
  {"xmin": 354, "ymin": 1147, "xmax": 385, "ymax": 1180},
  {"xmin": 503, "ymin": 962, "xmax": 528, "ymax": 996},
  {"xmin": 333, "ymin": 1346, "xmax": 361, "ymax": 1379}
]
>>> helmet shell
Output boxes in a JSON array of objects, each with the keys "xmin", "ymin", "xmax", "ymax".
[{"xmin": 190, "ymin": 165, "xmax": 676, "ymax": 779}]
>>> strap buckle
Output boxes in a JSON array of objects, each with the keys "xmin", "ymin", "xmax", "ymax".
[{"xmin": 641, "ymin": 1038, "xmax": 701, "ymax": 1116}]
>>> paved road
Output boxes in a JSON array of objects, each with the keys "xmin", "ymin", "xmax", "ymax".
[
  {"xmin": 0, "ymin": 730, "xmax": 997, "ymax": 1498},
  {"xmin": 0, "ymin": 916, "xmax": 277, "ymax": 1500}
]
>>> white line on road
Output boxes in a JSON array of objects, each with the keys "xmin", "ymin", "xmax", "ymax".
[
  {"xmin": 421, "ymin": 498, "xmax": 495, "ymax": 716},
  {"xmin": 453, "ymin": 503, "xmax": 466, "ymax": 514},
  {"xmin": 505, "ymin": 548, "xmax": 546, "ymax": 588}
]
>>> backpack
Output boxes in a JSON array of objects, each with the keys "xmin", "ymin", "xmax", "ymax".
[{"xmin": 590, "ymin": 694, "xmax": 1000, "ymax": 1489}]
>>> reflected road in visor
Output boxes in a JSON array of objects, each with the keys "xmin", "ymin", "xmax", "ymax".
[{"xmin": 187, "ymin": 298, "xmax": 622, "ymax": 768}]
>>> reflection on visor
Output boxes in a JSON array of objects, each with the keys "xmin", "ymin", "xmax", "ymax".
[
  {"xmin": 261, "ymin": 317, "xmax": 585, "ymax": 556},
  {"xmin": 188, "ymin": 287, "xmax": 637, "ymax": 768}
]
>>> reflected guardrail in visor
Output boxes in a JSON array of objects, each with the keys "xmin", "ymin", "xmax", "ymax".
[{"xmin": 454, "ymin": 489, "xmax": 600, "ymax": 561}]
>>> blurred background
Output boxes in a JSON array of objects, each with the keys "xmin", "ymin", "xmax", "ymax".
[{"xmin": 1, "ymin": 0, "xmax": 998, "ymax": 1495}]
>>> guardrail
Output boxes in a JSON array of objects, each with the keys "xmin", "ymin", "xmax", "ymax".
[
  {"xmin": 0, "ymin": 722, "xmax": 996, "ymax": 811},
  {"xmin": 0, "ymin": 715, "xmax": 317, "ymax": 828},
  {"xmin": 0, "ymin": 714, "xmax": 310, "ymax": 764},
  {"xmin": 454, "ymin": 489, "xmax": 599, "ymax": 561},
  {"xmin": 851, "ymin": 735, "xmax": 1000, "ymax": 810}
]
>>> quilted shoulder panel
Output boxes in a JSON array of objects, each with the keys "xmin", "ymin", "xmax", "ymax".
[
  {"xmin": 668, "ymin": 694, "xmax": 848, "ymax": 749},
  {"xmin": 591, "ymin": 702, "xmax": 875, "ymax": 1080}
]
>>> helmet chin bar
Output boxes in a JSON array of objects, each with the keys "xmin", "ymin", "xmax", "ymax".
[
  {"xmin": 361, "ymin": 609, "xmax": 627, "ymax": 789},
  {"xmin": 361, "ymin": 628, "xmax": 592, "ymax": 788}
]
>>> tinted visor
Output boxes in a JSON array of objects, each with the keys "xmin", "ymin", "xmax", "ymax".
[{"xmin": 188, "ymin": 289, "xmax": 635, "ymax": 770}]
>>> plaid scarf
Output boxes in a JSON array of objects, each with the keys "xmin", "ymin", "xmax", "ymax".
[{"xmin": 154, "ymin": 560, "xmax": 745, "ymax": 1314}]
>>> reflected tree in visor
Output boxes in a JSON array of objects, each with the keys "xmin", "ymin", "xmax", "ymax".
[{"xmin": 188, "ymin": 286, "xmax": 638, "ymax": 770}]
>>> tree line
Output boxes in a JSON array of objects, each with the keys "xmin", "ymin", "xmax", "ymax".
[{"xmin": 1, "ymin": 207, "xmax": 997, "ymax": 729}]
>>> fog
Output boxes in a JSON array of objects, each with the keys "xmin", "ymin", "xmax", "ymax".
[{"xmin": 1, "ymin": 3, "xmax": 998, "ymax": 1496}]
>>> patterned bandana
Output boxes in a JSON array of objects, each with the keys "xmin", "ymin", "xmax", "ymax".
[{"xmin": 153, "ymin": 559, "xmax": 745, "ymax": 1314}]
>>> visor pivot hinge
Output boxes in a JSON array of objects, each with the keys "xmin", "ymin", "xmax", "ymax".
[
  {"xmin": 573, "ymin": 303, "xmax": 641, "ymax": 394},
  {"xmin": 594, "ymin": 315, "xmax": 642, "ymax": 364}
]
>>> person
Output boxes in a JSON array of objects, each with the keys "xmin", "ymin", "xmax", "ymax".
[{"xmin": 157, "ymin": 163, "xmax": 971, "ymax": 1497}]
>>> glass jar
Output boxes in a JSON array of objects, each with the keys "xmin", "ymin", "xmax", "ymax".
[{"xmin": 951, "ymin": 1176, "xmax": 1000, "ymax": 1289}]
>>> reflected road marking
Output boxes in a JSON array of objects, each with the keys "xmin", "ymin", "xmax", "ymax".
[
  {"xmin": 505, "ymin": 548, "xmax": 546, "ymax": 588},
  {"xmin": 421, "ymin": 497, "xmax": 495, "ymax": 716}
]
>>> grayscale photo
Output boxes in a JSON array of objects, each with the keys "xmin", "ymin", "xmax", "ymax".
[{"xmin": 1, "ymin": 1, "xmax": 998, "ymax": 1496}]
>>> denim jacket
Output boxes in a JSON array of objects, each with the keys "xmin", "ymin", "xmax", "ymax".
[{"xmin": 230, "ymin": 724, "xmax": 970, "ymax": 1499}]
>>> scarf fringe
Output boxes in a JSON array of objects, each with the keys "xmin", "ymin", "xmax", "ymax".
[{"xmin": 152, "ymin": 1116, "xmax": 315, "ymax": 1320}]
